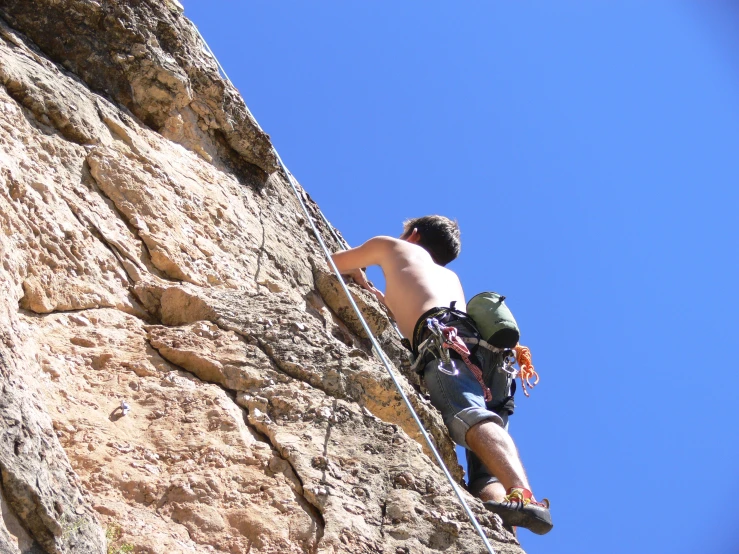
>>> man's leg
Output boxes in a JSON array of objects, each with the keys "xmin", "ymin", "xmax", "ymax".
[
  {"xmin": 477, "ymin": 481, "xmax": 506, "ymax": 502},
  {"xmin": 423, "ymin": 356, "xmax": 526, "ymax": 493},
  {"xmin": 423, "ymin": 358, "xmax": 552, "ymax": 533},
  {"xmin": 467, "ymin": 420, "xmax": 552, "ymax": 534},
  {"xmin": 477, "ymin": 480, "xmax": 507, "ymax": 503},
  {"xmin": 467, "ymin": 347, "xmax": 516, "ymax": 503},
  {"xmin": 466, "ymin": 447, "xmax": 506, "ymax": 502},
  {"xmin": 465, "ymin": 419, "xmax": 530, "ymax": 495}
]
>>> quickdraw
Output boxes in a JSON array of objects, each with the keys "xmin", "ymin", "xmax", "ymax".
[
  {"xmin": 419, "ymin": 330, "xmax": 542, "ymax": 402},
  {"xmin": 426, "ymin": 318, "xmax": 493, "ymax": 402}
]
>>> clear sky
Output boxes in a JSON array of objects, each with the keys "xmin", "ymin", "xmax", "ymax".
[{"xmin": 183, "ymin": 2, "xmax": 739, "ymax": 553}]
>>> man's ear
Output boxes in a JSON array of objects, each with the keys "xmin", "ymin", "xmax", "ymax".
[{"xmin": 407, "ymin": 228, "xmax": 421, "ymax": 243}]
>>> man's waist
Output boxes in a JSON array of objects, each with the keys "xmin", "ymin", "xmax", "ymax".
[{"xmin": 411, "ymin": 306, "xmax": 480, "ymax": 355}]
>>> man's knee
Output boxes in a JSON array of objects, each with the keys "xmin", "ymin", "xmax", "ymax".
[
  {"xmin": 465, "ymin": 417, "xmax": 510, "ymax": 451},
  {"xmin": 447, "ymin": 409, "xmax": 503, "ymax": 449}
]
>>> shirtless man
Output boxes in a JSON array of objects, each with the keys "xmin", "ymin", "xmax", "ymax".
[{"xmin": 331, "ymin": 215, "xmax": 553, "ymax": 535}]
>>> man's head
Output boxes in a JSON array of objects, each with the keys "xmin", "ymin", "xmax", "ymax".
[{"xmin": 401, "ymin": 215, "xmax": 461, "ymax": 266}]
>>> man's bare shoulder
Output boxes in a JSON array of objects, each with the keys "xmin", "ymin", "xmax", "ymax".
[
  {"xmin": 366, "ymin": 236, "xmax": 432, "ymax": 260},
  {"xmin": 364, "ymin": 235, "xmax": 404, "ymax": 247},
  {"xmin": 361, "ymin": 236, "xmax": 409, "ymax": 258},
  {"xmin": 332, "ymin": 236, "xmax": 403, "ymax": 272}
]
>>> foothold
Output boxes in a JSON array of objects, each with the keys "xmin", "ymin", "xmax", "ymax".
[{"xmin": 311, "ymin": 456, "xmax": 329, "ymax": 470}]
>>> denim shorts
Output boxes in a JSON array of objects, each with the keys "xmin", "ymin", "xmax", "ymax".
[{"xmin": 423, "ymin": 346, "xmax": 513, "ymax": 490}]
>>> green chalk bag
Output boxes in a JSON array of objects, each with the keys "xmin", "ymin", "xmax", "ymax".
[{"xmin": 466, "ymin": 292, "xmax": 520, "ymax": 349}]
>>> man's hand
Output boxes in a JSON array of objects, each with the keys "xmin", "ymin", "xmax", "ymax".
[
  {"xmin": 348, "ymin": 269, "xmax": 396, "ymax": 320},
  {"xmin": 347, "ymin": 267, "xmax": 370, "ymax": 289},
  {"xmin": 346, "ymin": 268, "xmax": 389, "ymax": 308},
  {"xmin": 330, "ymin": 238, "xmax": 394, "ymax": 313}
]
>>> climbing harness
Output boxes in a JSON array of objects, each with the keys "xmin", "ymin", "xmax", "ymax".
[
  {"xmin": 416, "ymin": 317, "xmax": 493, "ymax": 401},
  {"xmin": 408, "ymin": 298, "xmax": 540, "ymax": 404},
  {"xmin": 190, "ymin": 25, "xmax": 499, "ymax": 554},
  {"xmin": 423, "ymin": 318, "xmax": 458, "ymax": 374},
  {"xmin": 448, "ymin": 336, "xmax": 540, "ymax": 398}
]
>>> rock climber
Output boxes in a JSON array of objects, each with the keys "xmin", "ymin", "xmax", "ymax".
[{"xmin": 330, "ymin": 215, "xmax": 553, "ymax": 535}]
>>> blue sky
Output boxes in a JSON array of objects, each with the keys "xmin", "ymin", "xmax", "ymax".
[{"xmin": 183, "ymin": 2, "xmax": 739, "ymax": 553}]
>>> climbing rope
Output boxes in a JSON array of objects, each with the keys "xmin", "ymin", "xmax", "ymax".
[
  {"xmin": 514, "ymin": 344, "xmax": 539, "ymax": 397},
  {"xmin": 279, "ymin": 158, "xmax": 499, "ymax": 554},
  {"xmin": 191, "ymin": 24, "xmax": 498, "ymax": 554}
]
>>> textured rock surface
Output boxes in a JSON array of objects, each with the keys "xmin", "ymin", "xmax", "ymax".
[
  {"xmin": 0, "ymin": 0, "xmax": 278, "ymax": 178},
  {"xmin": 0, "ymin": 2, "xmax": 525, "ymax": 553}
]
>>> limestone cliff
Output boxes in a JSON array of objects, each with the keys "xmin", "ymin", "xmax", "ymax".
[{"xmin": 0, "ymin": 2, "xmax": 525, "ymax": 553}]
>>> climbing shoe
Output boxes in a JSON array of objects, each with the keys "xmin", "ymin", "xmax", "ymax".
[{"xmin": 484, "ymin": 487, "xmax": 553, "ymax": 535}]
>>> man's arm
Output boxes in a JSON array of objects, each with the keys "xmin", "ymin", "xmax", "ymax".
[
  {"xmin": 330, "ymin": 236, "xmax": 394, "ymax": 301},
  {"xmin": 330, "ymin": 236, "xmax": 394, "ymax": 274}
]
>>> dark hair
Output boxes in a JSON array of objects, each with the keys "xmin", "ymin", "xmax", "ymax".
[{"xmin": 402, "ymin": 215, "xmax": 461, "ymax": 266}]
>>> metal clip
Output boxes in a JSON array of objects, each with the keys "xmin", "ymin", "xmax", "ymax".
[
  {"xmin": 437, "ymin": 359, "xmax": 459, "ymax": 376},
  {"xmin": 499, "ymin": 349, "xmax": 519, "ymax": 378},
  {"xmin": 426, "ymin": 318, "xmax": 458, "ymax": 375}
]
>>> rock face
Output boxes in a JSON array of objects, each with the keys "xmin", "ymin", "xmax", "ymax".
[{"xmin": 0, "ymin": 2, "xmax": 525, "ymax": 553}]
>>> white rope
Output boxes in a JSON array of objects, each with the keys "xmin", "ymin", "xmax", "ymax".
[
  {"xmin": 279, "ymin": 162, "xmax": 498, "ymax": 554},
  {"xmin": 317, "ymin": 209, "xmax": 349, "ymax": 250},
  {"xmin": 192, "ymin": 24, "xmax": 497, "ymax": 554}
]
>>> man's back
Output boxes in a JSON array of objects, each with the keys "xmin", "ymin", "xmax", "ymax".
[{"xmin": 332, "ymin": 236, "xmax": 466, "ymax": 339}]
